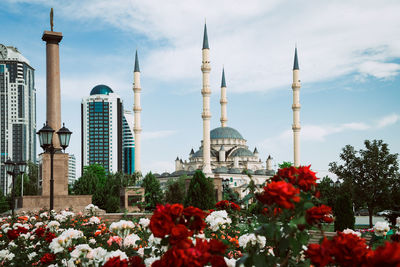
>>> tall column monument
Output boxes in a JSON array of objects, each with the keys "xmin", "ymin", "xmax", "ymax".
[
  {"xmin": 133, "ymin": 50, "xmax": 142, "ymax": 173},
  {"xmin": 292, "ymin": 47, "xmax": 301, "ymax": 167},
  {"xmin": 201, "ymin": 23, "xmax": 212, "ymax": 174}
]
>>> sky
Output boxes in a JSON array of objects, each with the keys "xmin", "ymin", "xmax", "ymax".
[{"xmin": 1, "ymin": 0, "xmax": 400, "ymax": 179}]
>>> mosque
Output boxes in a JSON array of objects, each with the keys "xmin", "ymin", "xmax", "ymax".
[{"xmin": 141, "ymin": 24, "xmax": 302, "ymax": 193}]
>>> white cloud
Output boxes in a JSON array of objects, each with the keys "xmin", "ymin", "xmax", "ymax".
[
  {"xmin": 142, "ymin": 130, "xmax": 177, "ymax": 141},
  {"xmin": 142, "ymin": 160, "xmax": 175, "ymax": 174},
  {"xmin": 358, "ymin": 61, "xmax": 400, "ymax": 79},
  {"xmin": 6, "ymin": 0, "xmax": 400, "ymax": 94},
  {"xmin": 376, "ymin": 114, "xmax": 400, "ymax": 128}
]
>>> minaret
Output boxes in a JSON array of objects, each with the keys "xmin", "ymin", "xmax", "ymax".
[
  {"xmin": 201, "ymin": 23, "xmax": 212, "ymax": 174},
  {"xmin": 220, "ymin": 67, "xmax": 228, "ymax": 127},
  {"xmin": 133, "ymin": 50, "xmax": 142, "ymax": 173},
  {"xmin": 292, "ymin": 47, "xmax": 301, "ymax": 167}
]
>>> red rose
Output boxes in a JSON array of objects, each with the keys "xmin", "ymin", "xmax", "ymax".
[
  {"xmin": 128, "ymin": 256, "xmax": 145, "ymax": 267},
  {"xmin": 40, "ymin": 253, "xmax": 56, "ymax": 264},
  {"xmin": 45, "ymin": 231, "xmax": 57, "ymax": 243},
  {"xmin": 257, "ymin": 181, "xmax": 300, "ymax": 209},
  {"xmin": 207, "ymin": 239, "xmax": 227, "ymax": 254},
  {"xmin": 170, "ymin": 203, "xmax": 184, "ymax": 217},
  {"xmin": 183, "ymin": 206, "xmax": 207, "ymax": 232},
  {"xmin": 230, "ymin": 202, "xmax": 241, "ymax": 211},
  {"xmin": 330, "ymin": 232, "xmax": 369, "ymax": 266},
  {"xmin": 170, "ymin": 224, "xmax": 190, "ymax": 245},
  {"xmin": 295, "ymin": 165, "xmax": 318, "ymax": 191},
  {"xmin": 7, "ymin": 229, "xmax": 20, "ymax": 240},
  {"xmin": 17, "ymin": 226, "xmax": 29, "ymax": 234},
  {"xmin": 274, "ymin": 166, "xmax": 298, "ymax": 183},
  {"xmin": 306, "ymin": 205, "xmax": 333, "ymax": 225},
  {"xmin": 103, "ymin": 256, "xmax": 129, "ymax": 267},
  {"xmin": 35, "ymin": 227, "xmax": 45, "ymax": 238},
  {"xmin": 210, "ymin": 255, "xmax": 228, "ymax": 267},
  {"xmin": 306, "ymin": 238, "xmax": 333, "ymax": 267},
  {"xmin": 369, "ymin": 241, "xmax": 400, "ymax": 266},
  {"xmin": 150, "ymin": 211, "xmax": 174, "ymax": 238}
]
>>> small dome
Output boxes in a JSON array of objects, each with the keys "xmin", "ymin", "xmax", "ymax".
[
  {"xmin": 161, "ymin": 172, "xmax": 170, "ymax": 177},
  {"xmin": 153, "ymin": 173, "xmax": 161, "ymax": 177},
  {"xmin": 266, "ymin": 170, "xmax": 275, "ymax": 176},
  {"xmin": 210, "ymin": 127, "xmax": 244, "ymax": 140},
  {"xmin": 228, "ymin": 168, "xmax": 241, "ymax": 174},
  {"xmin": 192, "ymin": 149, "xmax": 203, "ymax": 158},
  {"xmin": 90, "ymin": 84, "xmax": 114, "ymax": 95},
  {"xmin": 213, "ymin": 166, "xmax": 229, "ymax": 174},
  {"xmin": 255, "ymin": 169, "xmax": 266, "ymax": 175},
  {"xmin": 230, "ymin": 148, "xmax": 254, "ymax": 157}
]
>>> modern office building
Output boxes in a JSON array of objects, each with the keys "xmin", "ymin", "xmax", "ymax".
[
  {"xmin": 0, "ymin": 44, "xmax": 36, "ymax": 194},
  {"xmin": 81, "ymin": 84, "xmax": 123, "ymax": 173},
  {"xmin": 122, "ymin": 110, "xmax": 135, "ymax": 174},
  {"xmin": 68, "ymin": 154, "xmax": 76, "ymax": 185}
]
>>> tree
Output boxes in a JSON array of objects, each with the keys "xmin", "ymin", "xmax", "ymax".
[
  {"xmin": 72, "ymin": 164, "xmax": 107, "ymax": 195},
  {"xmin": 14, "ymin": 161, "xmax": 39, "ymax": 197},
  {"xmin": 164, "ymin": 175, "xmax": 187, "ymax": 204},
  {"xmin": 334, "ymin": 194, "xmax": 355, "ymax": 231},
  {"xmin": 278, "ymin": 161, "xmax": 293, "ymax": 169},
  {"xmin": 184, "ymin": 170, "xmax": 215, "ymax": 210},
  {"xmin": 142, "ymin": 172, "xmax": 163, "ymax": 210},
  {"xmin": 317, "ymin": 176, "xmax": 336, "ymax": 208},
  {"xmin": 329, "ymin": 140, "xmax": 399, "ymax": 227},
  {"xmin": 223, "ymin": 186, "xmax": 240, "ymax": 203}
]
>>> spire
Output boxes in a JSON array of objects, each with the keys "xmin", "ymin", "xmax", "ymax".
[
  {"xmin": 221, "ymin": 67, "xmax": 226, "ymax": 87},
  {"xmin": 293, "ymin": 46, "xmax": 299, "ymax": 70},
  {"xmin": 134, "ymin": 50, "xmax": 140, "ymax": 72},
  {"xmin": 253, "ymin": 147, "xmax": 258, "ymax": 154},
  {"xmin": 190, "ymin": 148, "xmax": 194, "ymax": 155},
  {"xmin": 202, "ymin": 23, "xmax": 209, "ymax": 50}
]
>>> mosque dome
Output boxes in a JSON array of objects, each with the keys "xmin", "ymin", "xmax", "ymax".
[
  {"xmin": 210, "ymin": 127, "xmax": 244, "ymax": 140},
  {"xmin": 213, "ymin": 166, "xmax": 229, "ymax": 174},
  {"xmin": 230, "ymin": 148, "xmax": 254, "ymax": 157},
  {"xmin": 90, "ymin": 84, "xmax": 114, "ymax": 95}
]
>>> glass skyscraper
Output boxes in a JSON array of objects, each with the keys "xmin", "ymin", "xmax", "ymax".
[
  {"xmin": 81, "ymin": 85, "xmax": 134, "ymax": 174},
  {"xmin": 0, "ymin": 44, "xmax": 36, "ymax": 194},
  {"xmin": 122, "ymin": 110, "xmax": 135, "ymax": 174}
]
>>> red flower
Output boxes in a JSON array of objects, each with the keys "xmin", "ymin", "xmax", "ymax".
[
  {"xmin": 170, "ymin": 204, "xmax": 184, "ymax": 217},
  {"xmin": 306, "ymin": 238, "xmax": 333, "ymax": 267},
  {"xmin": 45, "ymin": 231, "xmax": 57, "ymax": 243},
  {"xmin": 274, "ymin": 166, "xmax": 298, "ymax": 183},
  {"xmin": 330, "ymin": 232, "xmax": 369, "ymax": 266},
  {"xmin": 7, "ymin": 229, "xmax": 19, "ymax": 240},
  {"xmin": 367, "ymin": 241, "xmax": 400, "ymax": 266},
  {"xmin": 306, "ymin": 205, "xmax": 333, "ymax": 225},
  {"xmin": 17, "ymin": 226, "xmax": 29, "ymax": 234},
  {"xmin": 170, "ymin": 224, "xmax": 190, "ymax": 245},
  {"xmin": 207, "ymin": 239, "xmax": 227, "ymax": 254},
  {"xmin": 216, "ymin": 200, "xmax": 241, "ymax": 211},
  {"xmin": 257, "ymin": 181, "xmax": 300, "ymax": 209},
  {"xmin": 40, "ymin": 253, "xmax": 56, "ymax": 264},
  {"xmin": 149, "ymin": 211, "xmax": 174, "ymax": 238},
  {"xmin": 35, "ymin": 227, "xmax": 45, "ymax": 238},
  {"xmin": 103, "ymin": 256, "xmax": 129, "ymax": 267},
  {"xmin": 128, "ymin": 256, "xmax": 145, "ymax": 267},
  {"xmin": 296, "ymin": 165, "xmax": 318, "ymax": 191},
  {"xmin": 183, "ymin": 206, "xmax": 207, "ymax": 232}
]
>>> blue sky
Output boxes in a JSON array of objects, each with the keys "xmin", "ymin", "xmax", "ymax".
[{"xmin": 1, "ymin": 0, "xmax": 400, "ymax": 178}]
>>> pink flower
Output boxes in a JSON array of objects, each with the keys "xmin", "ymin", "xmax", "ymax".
[{"xmin": 107, "ymin": 236, "xmax": 122, "ymax": 247}]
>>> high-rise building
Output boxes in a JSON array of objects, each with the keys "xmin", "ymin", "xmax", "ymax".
[
  {"xmin": 81, "ymin": 85, "xmax": 123, "ymax": 173},
  {"xmin": 122, "ymin": 110, "xmax": 135, "ymax": 174},
  {"xmin": 0, "ymin": 44, "xmax": 36, "ymax": 194},
  {"xmin": 68, "ymin": 154, "xmax": 76, "ymax": 185}
]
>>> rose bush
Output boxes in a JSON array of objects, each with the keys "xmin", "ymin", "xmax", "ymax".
[{"xmin": 0, "ymin": 166, "xmax": 399, "ymax": 266}]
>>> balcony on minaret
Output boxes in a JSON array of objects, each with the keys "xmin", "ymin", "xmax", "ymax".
[
  {"xmin": 292, "ymin": 123, "xmax": 301, "ymax": 131},
  {"xmin": 292, "ymin": 103, "xmax": 301, "ymax": 110}
]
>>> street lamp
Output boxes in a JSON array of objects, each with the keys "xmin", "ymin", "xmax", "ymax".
[
  {"xmin": 4, "ymin": 159, "xmax": 26, "ymax": 216},
  {"xmin": 37, "ymin": 122, "xmax": 72, "ymax": 210}
]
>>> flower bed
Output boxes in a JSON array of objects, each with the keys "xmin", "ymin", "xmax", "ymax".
[{"xmin": 0, "ymin": 166, "xmax": 400, "ymax": 266}]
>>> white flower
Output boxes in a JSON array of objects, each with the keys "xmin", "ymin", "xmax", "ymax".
[
  {"xmin": 47, "ymin": 221, "xmax": 60, "ymax": 230},
  {"xmin": 396, "ymin": 217, "xmax": 400, "ymax": 226},
  {"xmin": 139, "ymin": 218, "xmax": 150, "ymax": 228},
  {"xmin": 1, "ymin": 223, "xmax": 9, "ymax": 230},
  {"xmin": 89, "ymin": 216, "xmax": 100, "ymax": 224},
  {"xmin": 239, "ymin": 233, "xmax": 266, "ymax": 249},
  {"xmin": 123, "ymin": 233, "xmax": 141, "ymax": 248},
  {"xmin": 89, "ymin": 238, "xmax": 96, "ymax": 245},
  {"xmin": 148, "ymin": 234, "xmax": 162, "ymax": 246},
  {"xmin": 27, "ymin": 252, "xmax": 37, "ymax": 261},
  {"xmin": 0, "ymin": 249, "xmax": 15, "ymax": 261},
  {"xmin": 224, "ymin": 257, "xmax": 237, "ymax": 267},
  {"xmin": 70, "ymin": 244, "xmax": 92, "ymax": 259},
  {"xmin": 8, "ymin": 241, "xmax": 16, "ymax": 248},
  {"xmin": 343, "ymin": 228, "xmax": 361, "ymax": 237},
  {"xmin": 40, "ymin": 212, "xmax": 48, "ymax": 218},
  {"xmin": 61, "ymin": 210, "xmax": 75, "ymax": 217},
  {"xmin": 110, "ymin": 220, "xmax": 135, "ymax": 237},
  {"xmin": 55, "ymin": 214, "xmax": 67, "ymax": 222},
  {"xmin": 87, "ymin": 247, "xmax": 107, "ymax": 262},
  {"xmin": 137, "ymin": 247, "xmax": 144, "ymax": 257},
  {"xmin": 144, "ymin": 256, "xmax": 160, "ymax": 266},
  {"xmin": 374, "ymin": 221, "xmax": 390, "ymax": 236},
  {"xmin": 49, "ymin": 228, "xmax": 84, "ymax": 254},
  {"xmin": 35, "ymin": 222, "xmax": 44, "ymax": 228},
  {"xmin": 205, "ymin": 210, "xmax": 232, "ymax": 231}
]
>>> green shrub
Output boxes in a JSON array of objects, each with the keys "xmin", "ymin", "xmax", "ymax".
[
  {"xmin": 184, "ymin": 170, "xmax": 215, "ymax": 210},
  {"xmin": 334, "ymin": 194, "xmax": 355, "ymax": 231}
]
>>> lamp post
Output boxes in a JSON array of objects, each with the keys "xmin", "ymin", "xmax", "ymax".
[
  {"xmin": 37, "ymin": 122, "xmax": 72, "ymax": 211},
  {"xmin": 4, "ymin": 159, "xmax": 26, "ymax": 216}
]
